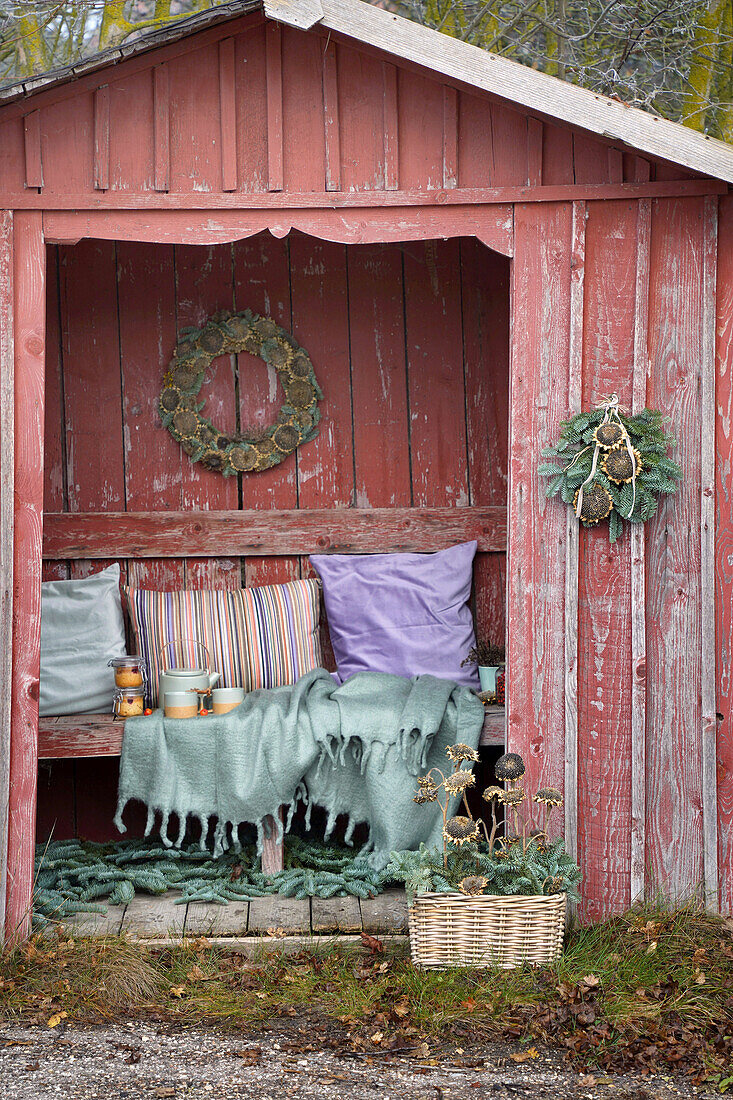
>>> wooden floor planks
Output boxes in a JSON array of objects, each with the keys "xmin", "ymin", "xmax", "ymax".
[{"xmin": 59, "ymin": 888, "xmax": 409, "ymax": 940}]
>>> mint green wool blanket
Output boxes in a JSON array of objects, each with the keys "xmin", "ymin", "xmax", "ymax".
[{"xmin": 114, "ymin": 669, "xmax": 484, "ymax": 869}]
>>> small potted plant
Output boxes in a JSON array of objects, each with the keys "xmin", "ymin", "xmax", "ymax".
[
  {"xmin": 462, "ymin": 640, "xmax": 505, "ymax": 695},
  {"xmin": 386, "ymin": 748, "xmax": 581, "ymax": 969}
]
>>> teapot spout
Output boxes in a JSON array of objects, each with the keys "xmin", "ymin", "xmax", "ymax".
[{"xmin": 208, "ymin": 672, "xmax": 221, "ymax": 689}]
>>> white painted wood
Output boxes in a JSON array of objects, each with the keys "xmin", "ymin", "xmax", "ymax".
[
  {"xmin": 701, "ymin": 194, "xmax": 719, "ymax": 908},
  {"xmin": 564, "ymin": 200, "xmax": 585, "ymax": 867},
  {"xmin": 630, "ymin": 198, "xmax": 650, "ymax": 903},
  {"xmin": 0, "ymin": 209, "xmax": 14, "ymax": 944},
  {"xmin": 316, "ymin": 0, "xmax": 733, "ymax": 183},
  {"xmin": 263, "ymin": 0, "xmax": 323, "ymax": 30}
]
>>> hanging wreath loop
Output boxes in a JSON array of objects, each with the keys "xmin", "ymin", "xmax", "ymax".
[
  {"xmin": 159, "ymin": 309, "xmax": 323, "ymax": 476},
  {"xmin": 539, "ymin": 395, "xmax": 682, "ymax": 543}
]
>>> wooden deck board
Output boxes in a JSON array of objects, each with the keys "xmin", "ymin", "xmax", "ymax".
[{"xmin": 38, "ymin": 708, "xmax": 505, "ymax": 759}]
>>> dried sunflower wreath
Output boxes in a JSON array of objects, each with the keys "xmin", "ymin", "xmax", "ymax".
[
  {"xmin": 159, "ymin": 309, "xmax": 323, "ymax": 476},
  {"xmin": 539, "ymin": 394, "xmax": 682, "ymax": 542}
]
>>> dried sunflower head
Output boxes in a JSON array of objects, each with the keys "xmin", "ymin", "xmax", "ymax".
[
  {"xmin": 291, "ymin": 353, "xmax": 312, "ymax": 379},
  {"xmin": 446, "ymin": 743, "xmax": 480, "ymax": 763},
  {"xmin": 544, "ymin": 875, "xmax": 565, "ymax": 895},
  {"xmin": 602, "ymin": 444, "xmax": 642, "ymax": 485},
  {"xmin": 253, "ymin": 317, "xmax": 279, "ymax": 340},
  {"xmin": 574, "ymin": 481, "xmax": 613, "ymax": 525},
  {"xmin": 534, "ymin": 787, "xmax": 563, "ymax": 807},
  {"xmin": 172, "ymin": 409, "xmax": 200, "ymax": 439},
  {"xmin": 495, "ymin": 753, "xmax": 525, "ymax": 781},
  {"xmin": 287, "ymin": 379, "xmax": 317, "ymax": 409},
  {"xmin": 499, "ymin": 788, "xmax": 525, "ymax": 807},
  {"xmin": 228, "ymin": 445, "xmax": 258, "ymax": 473},
  {"xmin": 273, "ymin": 424, "xmax": 300, "ymax": 453},
  {"xmin": 443, "ymin": 816, "xmax": 480, "ymax": 846},
  {"xmin": 160, "ymin": 386, "xmax": 181, "ymax": 413},
  {"xmin": 413, "ymin": 791, "xmax": 438, "ymax": 805},
  {"xmin": 458, "ymin": 876, "xmax": 489, "ymax": 897},
  {"xmin": 198, "ymin": 325, "xmax": 226, "ymax": 355},
  {"xmin": 593, "ymin": 422, "xmax": 624, "ymax": 448},
  {"xmin": 414, "ymin": 776, "xmax": 438, "ymax": 802},
  {"xmin": 443, "ymin": 770, "xmax": 476, "ymax": 795},
  {"xmin": 482, "ymin": 785, "xmax": 503, "ymax": 802}
]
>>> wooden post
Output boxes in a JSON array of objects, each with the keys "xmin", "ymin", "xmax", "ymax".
[
  {"xmin": 5, "ymin": 211, "xmax": 45, "ymax": 944},
  {"xmin": 701, "ymin": 194, "xmax": 719, "ymax": 907},
  {"xmin": 630, "ymin": 198, "xmax": 650, "ymax": 903},
  {"xmin": 564, "ymin": 200, "xmax": 585, "ymax": 866},
  {"xmin": 0, "ymin": 211, "xmax": 14, "ymax": 942}
]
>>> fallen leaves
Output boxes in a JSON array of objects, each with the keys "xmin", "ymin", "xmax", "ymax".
[
  {"xmin": 510, "ymin": 1047, "xmax": 540, "ymax": 1063},
  {"xmin": 46, "ymin": 1011, "xmax": 68, "ymax": 1028},
  {"xmin": 360, "ymin": 932, "xmax": 384, "ymax": 954}
]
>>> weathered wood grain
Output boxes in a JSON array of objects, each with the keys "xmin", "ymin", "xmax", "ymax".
[
  {"xmin": 461, "ymin": 239, "xmax": 510, "ymax": 640},
  {"xmin": 6, "ymin": 212, "xmax": 45, "ymax": 943},
  {"xmin": 218, "ymin": 39, "xmax": 238, "ymax": 192},
  {"xmin": 12, "ymin": 180, "xmax": 722, "ymax": 212},
  {"xmin": 233, "ymin": 231, "xmax": 299, "ymax": 588},
  {"xmin": 716, "ymin": 195, "xmax": 733, "ymax": 916},
  {"xmin": 645, "ymin": 198, "xmax": 705, "ymax": 901},
  {"xmin": 527, "ymin": 118, "xmax": 543, "ymax": 187},
  {"xmin": 382, "ymin": 63, "xmax": 399, "ymax": 190},
  {"xmin": 291, "ymin": 235, "xmax": 354, "ymax": 508},
  {"xmin": 117, "ymin": 240, "xmax": 184, "ymax": 593},
  {"xmin": 404, "ymin": 239, "xmax": 468, "ymax": 508},
  {"xmin": 577, "ymin": 199, "xmax": 637, "ymax": 920},
  {"xmin": 701, "ymin": 195, "xmax": 719, "ymax": 907},
  {"xmin": 322, "ymin": 40, "xmax": 341, "ymax": 192},
  {"xmin": 153, "ymin": 65, "xmax": 170, "ymax": 192},
  {"xmin": 43, "ymin": 507, "xmax": 507, "ymax": 558},
  {"xmin": 442, "ymin": 86, "xmax": 458, "ymax": 189},
  {"xmin": 563, "ymin": 201, "xmax": 584, "ymax": 873},
  {"xmin": 282, "ymin": 27, "xmax": 326, "ymax": 193},
  {"xmin": 266, "ymin": 21, "xmax": 284, "ymax": 191},
  {"xmin": 507, "ymin": 202, "xmax": 572, "ymax": 825},
  {"xmin": 630, "ymin": 198, "xmax": 650, "ymax": 904},
  {"xmin": 38, "ymin": 707, "xmax": 505, "ymax": 760},
  {"xmin": 22, "ymin": 110, "xmax": 43, "ymax": 188},
  {"xmin": 42, "ymin": 206, "xmax": 514, "ymax": 258},
  {"xmin": 93, "ymin": 85, "xmax": 110, "ymax": 191},
  {"xmin": 0, "ymin": 210, "xmax": 14, "ymax": 940},
  {"xmin": 347, "ymin": 243, "xmax": 410, "ymax": 509}
]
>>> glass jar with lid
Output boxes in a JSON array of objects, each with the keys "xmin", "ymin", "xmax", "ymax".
[
  {"xmin": 108, "ymin": 655, "xmax": 148, "ymax": 690},
  {"xmin": 113, "ymin": 686, "xmax": 146, "ymax": 718}
]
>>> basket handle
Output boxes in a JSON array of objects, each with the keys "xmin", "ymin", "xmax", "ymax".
[{"xmin": 157, "ymin": 637, "xmax": 210, "ymax": 672}]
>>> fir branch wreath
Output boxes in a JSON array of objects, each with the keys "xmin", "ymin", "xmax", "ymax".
[
  {"xmin": 159, "ymin": 309, "xmax": 323, "ymax": 476},
  {"xmin": 539, "ymin": 394, "xmax": 682, "ymax": 543}
]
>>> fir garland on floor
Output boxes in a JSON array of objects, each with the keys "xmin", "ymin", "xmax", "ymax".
[
  {"xmin": 539, "ymin": 394, "xmax": 682, "ymax": 543},
  {"xmin": 33, "ymin": 837, "xmax": 390, "ymax": 928}
]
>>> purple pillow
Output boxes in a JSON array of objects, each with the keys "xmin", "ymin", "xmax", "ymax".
[{"xmin": 310, "ymin": 541, "xmax": 479, "ymax": 689}]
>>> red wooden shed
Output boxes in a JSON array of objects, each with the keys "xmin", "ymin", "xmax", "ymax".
[{"xmin": 1, "ymin": 0, "xmax": 732, "ymax": 942}]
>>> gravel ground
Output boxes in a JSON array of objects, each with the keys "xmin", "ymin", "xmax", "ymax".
[{"xmin": 0, "ymin": 1022, "xmax": 714, "ymax": 1100}]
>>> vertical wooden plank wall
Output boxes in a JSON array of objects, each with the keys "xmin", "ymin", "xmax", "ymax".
[
  {"xmin": 646, "ymin": 198, "xmax": 705, "ymax": 901},
  {"xmin": 507, "ymin": 203, "xmax": 572, "ymax": 810},
  {"xmin": 0, "ymin": 211, "xmax": 13, "ymax": 940},
  {"xmin": 6, "ymin": 212, "xmax": 45, "ymax": 942},
  {"xmin": 576, "ymin": 200, "xmax": 637, "ymax": 918}
]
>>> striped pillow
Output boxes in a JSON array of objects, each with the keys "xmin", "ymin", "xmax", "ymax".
[{"xmin": 123, "ymin": 579, "xmax": 322, "ymax": 706}]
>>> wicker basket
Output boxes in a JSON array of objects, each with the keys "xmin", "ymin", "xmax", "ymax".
[{"xmin": 408, "ymin": 891, "xmax": 566, "ymax": 970}]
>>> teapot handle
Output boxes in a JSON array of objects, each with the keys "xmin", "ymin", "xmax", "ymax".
[{"xmin": 158, "ymin": 637, "xmax": 211, "ymax": 672}]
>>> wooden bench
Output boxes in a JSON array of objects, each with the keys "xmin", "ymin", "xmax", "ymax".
[{"xmin": 40, "ymin": 505, "xmax": 507, "ymax": 872}]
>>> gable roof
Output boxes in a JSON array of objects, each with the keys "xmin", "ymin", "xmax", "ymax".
[{"xmin": 3, "ymin": 0, "xmax": 733, "ymax": 184}]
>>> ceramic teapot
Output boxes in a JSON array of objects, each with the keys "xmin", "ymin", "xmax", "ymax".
[{"xmin": 157, "ymin": 639, "xmax": 220, "ymax": 703}]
